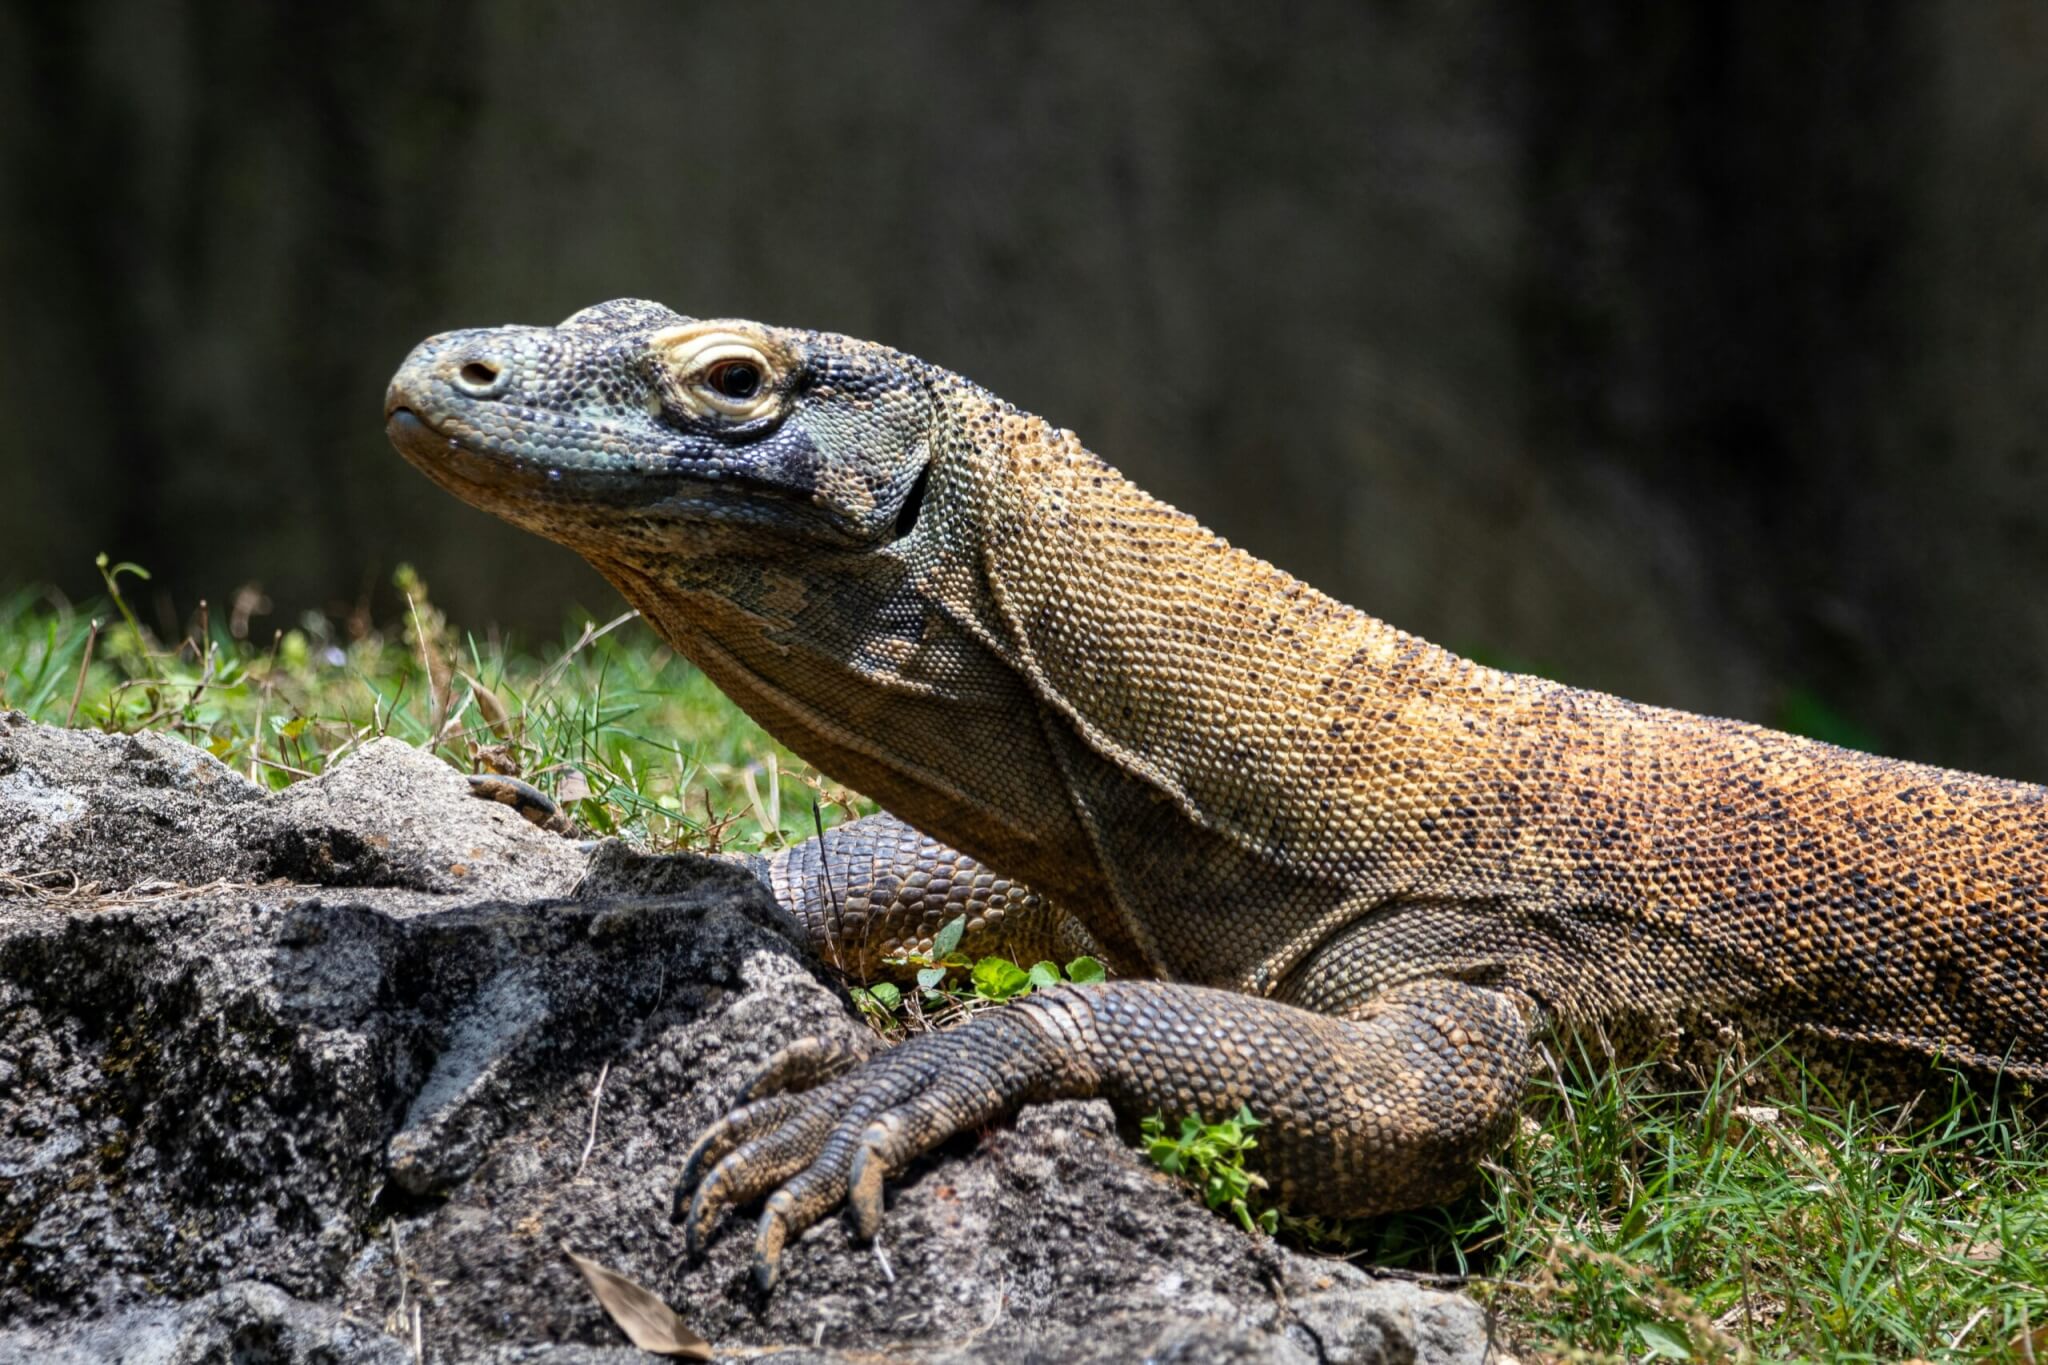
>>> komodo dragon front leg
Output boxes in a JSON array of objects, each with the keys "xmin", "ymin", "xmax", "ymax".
[{"xmin": 678, "ymin": 974, "xmax": 1531, "ymax": 1287}]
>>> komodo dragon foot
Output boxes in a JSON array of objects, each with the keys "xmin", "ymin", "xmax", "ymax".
[{"xmin": 674, "ymin": 979, "xmax": 1533, "ymax": 1289}]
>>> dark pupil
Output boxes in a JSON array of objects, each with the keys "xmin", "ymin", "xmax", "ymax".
[{"xmin": 713, "ymin": 362, "xmax": 760, "ymax": 400}]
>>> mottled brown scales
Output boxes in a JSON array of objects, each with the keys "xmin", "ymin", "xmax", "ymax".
[{"xmin": 386, "ymin": 299, "xmax": 2046, "ymax": 1290}]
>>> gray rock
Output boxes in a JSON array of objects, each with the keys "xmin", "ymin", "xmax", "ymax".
[
  {"xmin": 260, "ymin": 737, "xmax": 590, "ymax": 900},
  {"xmin": 0, "ymin": 717, "xmax": 1499, "ymax": 1363},
  {"xmin": 0, "ymin": 714, "xmax": 265, "ymax": 891},
  {"xmin": 0, "ymin": 712, "xmax": 588, "ymax": 900},
  {"xmin": 0, "ymin": 1280, "xmax": 415, "ymax": 1365}
]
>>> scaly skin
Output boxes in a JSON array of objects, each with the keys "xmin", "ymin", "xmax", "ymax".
[{"xmin": 386, "ymin": 299, "xmax": 2048, "ymax": 1289}]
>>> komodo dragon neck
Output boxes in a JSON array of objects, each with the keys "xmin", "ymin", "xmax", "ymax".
[
  {"xmin": 387, "ymin": 300, "xmax": 2047, "ymax": 1076},
  {"xmin": 590, "ymin": 398, "xmax": 1451, "ymax": 984}
]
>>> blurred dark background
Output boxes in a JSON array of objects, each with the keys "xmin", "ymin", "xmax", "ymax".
[{"xmin": 2, "ymin": 1, "xmax": 2045, "ymax": 779}]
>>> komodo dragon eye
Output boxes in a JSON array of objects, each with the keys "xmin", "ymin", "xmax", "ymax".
[
  {"xmin": 649, "ymin": 325, "xmax": 787, "ymax": 422},
  {"xmin": 705, "ymin": 359, "xmax": 761, "ymax": 401}
]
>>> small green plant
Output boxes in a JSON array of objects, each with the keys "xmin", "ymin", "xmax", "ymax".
[
  {"xmin": 848, "ymin": 913, "xmax": 1106, "ymax": 1031},
  {"xmin": 849, "ymin": 980, "xmax": 905, "ymax": 1019},
  {"xmin": 1141, "ymin": 1105, "xmax": 1277, "ymax": 1236}
]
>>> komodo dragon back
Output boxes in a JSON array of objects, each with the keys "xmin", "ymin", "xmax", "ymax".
[{"xmin": 387, "ymin": 299, "xmax": 2046, "ymax": 1288}]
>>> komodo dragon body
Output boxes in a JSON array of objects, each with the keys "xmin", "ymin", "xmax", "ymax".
[{"xmin": 386, "ymin": 299, "xmax": 2047, "ymax": 1287}]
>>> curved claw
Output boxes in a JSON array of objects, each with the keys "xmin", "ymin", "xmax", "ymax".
[
  {"xmin": 753, "ymin": 1192, "xmax": 796, "ymax": 1291},
  {"xmin": 845, "ymin": 1122, "xmax": 895, "ymax": 1240}
]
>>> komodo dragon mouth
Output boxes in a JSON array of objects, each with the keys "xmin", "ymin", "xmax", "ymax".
[{"xmin": 384, "ymin": 403, "xmax": 802, "ymax": 507}]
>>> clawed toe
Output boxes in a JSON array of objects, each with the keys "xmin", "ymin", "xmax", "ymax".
[
  {"xmin": 672, "ymin": 1010, "xmax": 1065, "ymax": 1286},
  {"xmin": 845, "ymin": 1124, "xmax": 894, "ymax": 1239},
  {"xmin": 749, "ymin": 1165, "xmax": 850, "ymax": 1289},
  {"xmin": 681, "ymin": 1104, "xmax": 836, "ymax": 1254},
  {"xmin": 675, "ymin": 1092, "xmax": 803, "ymax": 1205}
]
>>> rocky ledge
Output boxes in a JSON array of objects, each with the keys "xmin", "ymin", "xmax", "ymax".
[{"xmin": 0, "ymin": 712, "xmax": 1496, "ymax": 1363}]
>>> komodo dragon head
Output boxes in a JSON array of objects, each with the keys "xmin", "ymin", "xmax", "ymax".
[{"xmin": 386, "ymin": 299, "xmax": 941, "ymax": 557}]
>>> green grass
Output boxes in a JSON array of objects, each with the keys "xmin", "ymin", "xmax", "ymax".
[
  {"xmin": 0, "ymin": 565, "xmax": 868, "ymax": 854},
  {"xmin": 1283, "ymin": 1050, "xmax": 2048, "ymax": 1363},
  {"xmin": 5, "ymin": 575, "xmax": 2043, "ymax": 1361}
]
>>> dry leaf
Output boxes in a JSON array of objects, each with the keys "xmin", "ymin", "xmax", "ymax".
[
  {"xmin": 469, "ymin": 740, "xmax": 522, "ymax": 776},
  {"xmin": 2007, "ymin": 1319, "xmax": 2048, "ymax": 1363},
  {"xmin": 562, "ymin": 1244, "xmax": 711, "ymax": 1358},
  {"xmin": 459, "ymin": 671, "xmax": 514, "ymax": 741}
]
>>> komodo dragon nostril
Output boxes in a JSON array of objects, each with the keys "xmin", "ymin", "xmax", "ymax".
[{"xmin": 452, "ymin": 356, "xmax": 509, "ymax": 397}]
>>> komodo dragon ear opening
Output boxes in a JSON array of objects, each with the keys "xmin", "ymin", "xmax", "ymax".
[{"xmin": 892, "ymin": 463, "xmax": 932, "ymax": 539}]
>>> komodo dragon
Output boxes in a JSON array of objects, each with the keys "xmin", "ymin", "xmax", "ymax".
[{"xmin": 385, "ymin": 299, "xmax": 2047, "ymax": 1288}]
